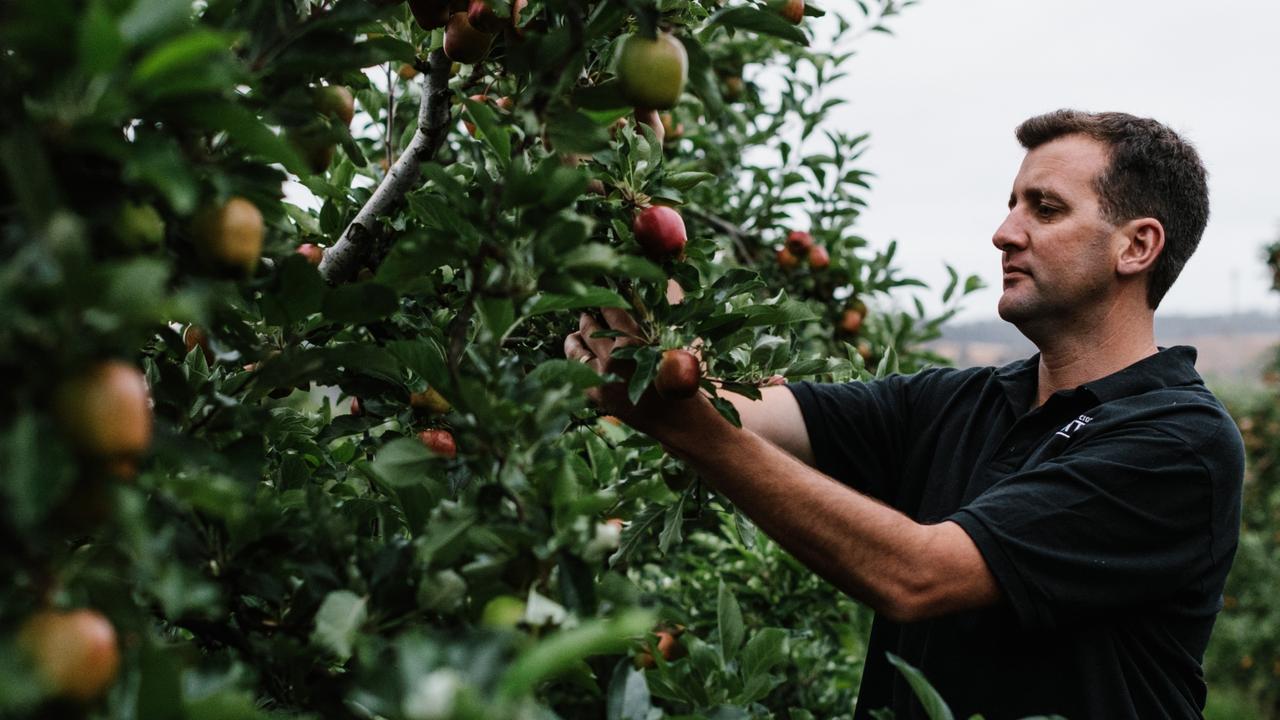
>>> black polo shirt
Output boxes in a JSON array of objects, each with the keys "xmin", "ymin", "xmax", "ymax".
[{"xmin": 787, "ymin": 346, "xmax": 1244, "ymax": 720}]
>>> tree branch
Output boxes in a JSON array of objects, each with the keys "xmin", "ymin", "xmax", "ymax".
[
  {"xmin": 319, "ymin": 48, "xmax": 454, "ymax": 284},
  {"xmin": 686, "ymin": 207, "xmax": 759, "ymax": 265}
]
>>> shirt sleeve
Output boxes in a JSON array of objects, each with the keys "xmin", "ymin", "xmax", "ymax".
[
  {"xmin": 787, "ymin": 371, "xmax": 941, "ymax": 502},
  {"xmin": 947, "ymin": 423, "xmax": 1216, "ymax": 631}
]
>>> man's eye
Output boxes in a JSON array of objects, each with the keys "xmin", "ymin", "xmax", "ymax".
[{"xmin": 1035, "ymin": 204, "xmax": 1058, "ymax": 218}]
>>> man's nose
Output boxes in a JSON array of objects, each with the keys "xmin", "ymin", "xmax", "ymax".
[{"xmin": 991, "ymin": 212, "xmax": 1024, "ymax": 253}]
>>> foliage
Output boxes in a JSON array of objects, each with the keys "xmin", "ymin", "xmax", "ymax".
[{"xmin": 0, "ymin": 0, "xmax": 978, "ymax": 717}]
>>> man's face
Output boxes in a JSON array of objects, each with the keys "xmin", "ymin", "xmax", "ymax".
[{"xmin": 992, "ymin": 134, "xmax": 1121, "ymax": 329}]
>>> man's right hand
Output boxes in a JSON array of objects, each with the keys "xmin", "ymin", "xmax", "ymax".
[{"xmin": 562, "ymin": 309, "xmax": 815, "ymax": 465}]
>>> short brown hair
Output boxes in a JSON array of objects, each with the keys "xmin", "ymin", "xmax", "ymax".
[{"xmin": 1015, "ymin": 110, "xmax": 1209, "ymax": 309}]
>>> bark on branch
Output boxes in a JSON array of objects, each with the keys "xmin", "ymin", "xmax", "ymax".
[{"xmin": 318, "ymin": 48, "xmax": 454, "ymax": 284}]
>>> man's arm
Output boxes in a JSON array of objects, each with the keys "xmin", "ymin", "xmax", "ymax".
[
  {"xmin": 663, "ymin": 397, "xmax": 1000, "ymax": 622},
  {"xmin": 721, "ymin": 385, "xmax": 816, "ymax": 466},
  {"xmin": 565, "ymin": 310, "xmax": 1001, "ymax": 622}
]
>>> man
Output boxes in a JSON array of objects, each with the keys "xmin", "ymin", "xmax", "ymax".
[{"xmin": 564, "ymin": 110, "xmax": 1244, "ymax": 719}]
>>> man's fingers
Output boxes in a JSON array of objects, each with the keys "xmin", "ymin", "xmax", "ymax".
[
  {"xmin": 579, "ymin": 313, "xmax": 616, "ymax": 359},
  {"xmin": 564, "ymin": 331, "xmax": 594, "ymax": 363},
  {"xmin": 600, "ymin": 307, "xmax": 642, "ymax": 346}
]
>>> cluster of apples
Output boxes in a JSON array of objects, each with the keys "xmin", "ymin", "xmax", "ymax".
[
  {"xmin": 775, "ymin": 230, "xmax": 830, "ymax": 272},
  {"xmin": 351, "ymin": 387, "xmax": 458, "ymax": 459},
  {"xmin": 408, "ymin": 0, "xmax": 527, "ymax": 64}
]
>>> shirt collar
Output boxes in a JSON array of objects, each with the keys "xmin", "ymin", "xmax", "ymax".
[
  {"xmin": 1076, "ymin": 345, "xmax": 1202, "ymax": 403},
  {"xmin": 994, "ymin": 345, "xmax": 1202, "ymax": 413}
]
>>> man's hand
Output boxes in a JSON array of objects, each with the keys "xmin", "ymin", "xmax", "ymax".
[{"xmin": 562, "ymin": 309, "xmax": 716, "ymax": 447}]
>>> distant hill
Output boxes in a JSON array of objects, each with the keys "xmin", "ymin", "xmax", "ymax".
[{"xmin": 927, "ymin": 311, "xmax": 1280, "ymax": 388}]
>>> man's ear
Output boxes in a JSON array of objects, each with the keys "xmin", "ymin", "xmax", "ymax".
[{"xmin": 1116, "ymin": 217, "xmax": 1165, "ymax": 278}]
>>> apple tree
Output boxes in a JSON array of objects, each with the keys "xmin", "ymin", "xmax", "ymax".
[{"xmin": 0, "ymin": 0, "xmax": 978, "ymax": 717}]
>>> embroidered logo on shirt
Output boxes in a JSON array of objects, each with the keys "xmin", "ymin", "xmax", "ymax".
[{"xmin": 1055, "ymin": 414, "xmax": 1094, "ymax": 439}]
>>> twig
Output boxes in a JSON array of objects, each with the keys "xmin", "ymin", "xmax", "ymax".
[
  {"xmin": 685, "ymin": 207, "xmax": 759, "ymax": 265},
  {"xmin": 319, "ymin": 48, "xmax": 454, "ymax": 284}
]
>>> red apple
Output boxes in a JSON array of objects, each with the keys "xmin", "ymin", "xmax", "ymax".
[
  {"xmin": 722, "ymin": 75, "xmax": 744, "ymax": 102},
  {"xmin": 780, "ymin": 0, "xmax": 804, "ymax": 24},
  {"xmin": 19, "ymin": 609, "xmax": 120, "ymax": 702},
  {"xmin": 467, "ymin": 0, "xmax": 503, "ymax": 32},
  {"xmin": 399, "ymin": 63, "xmax": 419, "ymax": 80},
  {"xmin": 659, "ymin": 112, "xmax": 684, "ymax": 142},
  {"xmin": 654, "ymin": 349, "xmax": 700, "ymax": 400},
  {"xmin": 616, "ymin": 32, "xmax": 688, "ymax": 110},
  {"xmin": 776, "ymin": 247, "xmax": 800, "ymax": 270},
  {"xmin": 296, "ymin": 243, "xmax": 324, "ymax": 266},
  {"xmin": 839, "ymin": 300, "xmax": 867, "ymax": 335},
  {"xmin": 463, "ymin": 93, "xmax": 488, "ymax": 136},
  {"xmin": 350, "ymin": 397, "xmax": 364, "ymax": 416},
  {"xmin": 785, "ymin": 230, "xmax": 813, "ymax": 256},
  {"xmin": 55, "ymin": 361, "xmax": 152, "ymax": 475},
  {"xmin": 444, "ymin": 12, "xmax": 494, "ymax": 64},
  {"xmin": 807, "ymin": 244, "xmax": 830, "ymax": 269},
  {"xmin": 418, "ymin": 429, "xmax": 458, "ymax": 458},
  {"xmin": 183, "ymin": 325, "xmax": 214, "ymax": 364},
  {"xmin": 633, "ymin": 205, "xmax": 686, "ymax": 261}
]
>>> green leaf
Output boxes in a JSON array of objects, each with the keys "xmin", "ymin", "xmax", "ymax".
[
  {"xmin": 707, "ymin": 6, "xmax": 809, "ymax": 45},
  {"xmin": 717, "ymin": 580, "xmax": 745, "ymax": 666},
  {"xmin": 78, "ymin": 0, "xmax": 124, "ymax": 75},
  {"xmin": 119, "ymin": 0, "xmax": 192, "ymax": 45},
  {"xmin": 310, "ymin": 590, "xmax": 368, "ymax": 662},
  {"xmin": 498, "ymin": 610, "xmax": 654, "ymax": 699},
  {"xmin": 886, "ymin": 652, "xmax": 955, "ymax": 720},
  {"xmin": 132, "ymin": 30, "xmax": 234, "ymax": 85},
  {"xmin": 174, "ymin": 100, "xmax": 306, "ymax": 175},
  {"xmin": 665, "ymin": 171, "xmax": 716, "ymax": 191},
  {"xmin": 528, "ymin": 359, "xmax": 607, "ymax": 391},
  {"xmin": 463, "ymin": 96, "xmax": 511, "ymax": 165},
  {"xmin": 546, "ymin": 106, "xmax": 612, "ymax": 154},
  {"xmin": 739, "ymin": 627, "xmax": 787, "ymax": 680},
  {"xmin": 371, "ymin": 438, "xmax": 443, "ymax": 489},
  {"xmin": 527, "ymin": 288, "xmax": 629, "ymax": 315},
  {"xmin": 606, "ymin": 661, "xmax": 652, "ymax": 720},
  {"xmin": 626, "ymin": 345, "xmax": 660, "ymax": 405}
]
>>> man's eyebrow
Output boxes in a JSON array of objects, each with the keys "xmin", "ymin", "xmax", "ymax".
[{"xmin": 1008, "ymin": 186, "xmax": 1068, "ymax": 208}]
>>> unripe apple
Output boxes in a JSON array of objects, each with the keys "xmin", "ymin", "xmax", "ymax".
[
  {"xmin": 418, "ymin": 429, "xmax": 457, "ymax": 458},
  {"xmin": 633, "ymin": 205, "xmax": 686, "ymax": 261},
  {"xmin": 19, "ymin": 609, "xmax": 120, "ymax": 702},
  {"xmin": 480, "ymin": 595, "xmax": 525, "ymax": 628},
  {"xmin": 409, "ymin": 387, "xmax": 452, "ymax": 415},
  {"xmin": 780, "ymin": 0, "xmax": 805, "ymax": 24},
  {"xmin": 55, "ymin": 361, "xmax": 152, "ymax": 474},
  {"xmin": 193, "ymin": 196, "xmax": 263, "ymax": 275},
  {"xmin": 316, "ymin": 85, "xmax": 355, "ymax": 127},
  {"xmin": 443, "ymin": 12, "xmax": 493, "ymax": 64},
  {"xmin": 785, "ymin": 230, "xmax": 813, "ymax": 256},
  {"xmin": 112, "ymin": 201, "xmax": 165, "ymax": 249},
  {"xmin": 654, "ymin": 349, "xmax": 700, "ymax": 400},
  {"xmin": 776, "ymin": 247, "xmax": 801, "ymax": 270},
  {"xmin": 409, "ymin": 0, "xmax": 450, "ymax": 29},
  {"xmin": 295, "ymin": 243, "xmax": 324, "ymax": 266},
  {"xmin": 616, "ymin": 32, "xmax": 688, "ymax": 110},
  {"xmin": 807, "ymin": 244, "xmax": 830, "ymax": 269},
  {"xmin": 634, "ymin": 108, "xmax": 666, "ymax": 146},
  {"xmin": 287, "ymin": 124, "xmax": 336, "ymax": 175}
]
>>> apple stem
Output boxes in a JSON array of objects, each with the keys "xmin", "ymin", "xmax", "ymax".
[{"xmin": 320, "ymin": 48, "xmax": 454, "ymax": 284}]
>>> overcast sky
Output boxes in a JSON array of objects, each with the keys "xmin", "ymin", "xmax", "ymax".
[{"xmin": 818, "ymin": 0, "xmax": 1280, "ymax": 323}]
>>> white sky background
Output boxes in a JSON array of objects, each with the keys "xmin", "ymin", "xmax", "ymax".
[{"xmin": 812, "ymin": 0, "xmax": 1280, "ymax": 323}]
